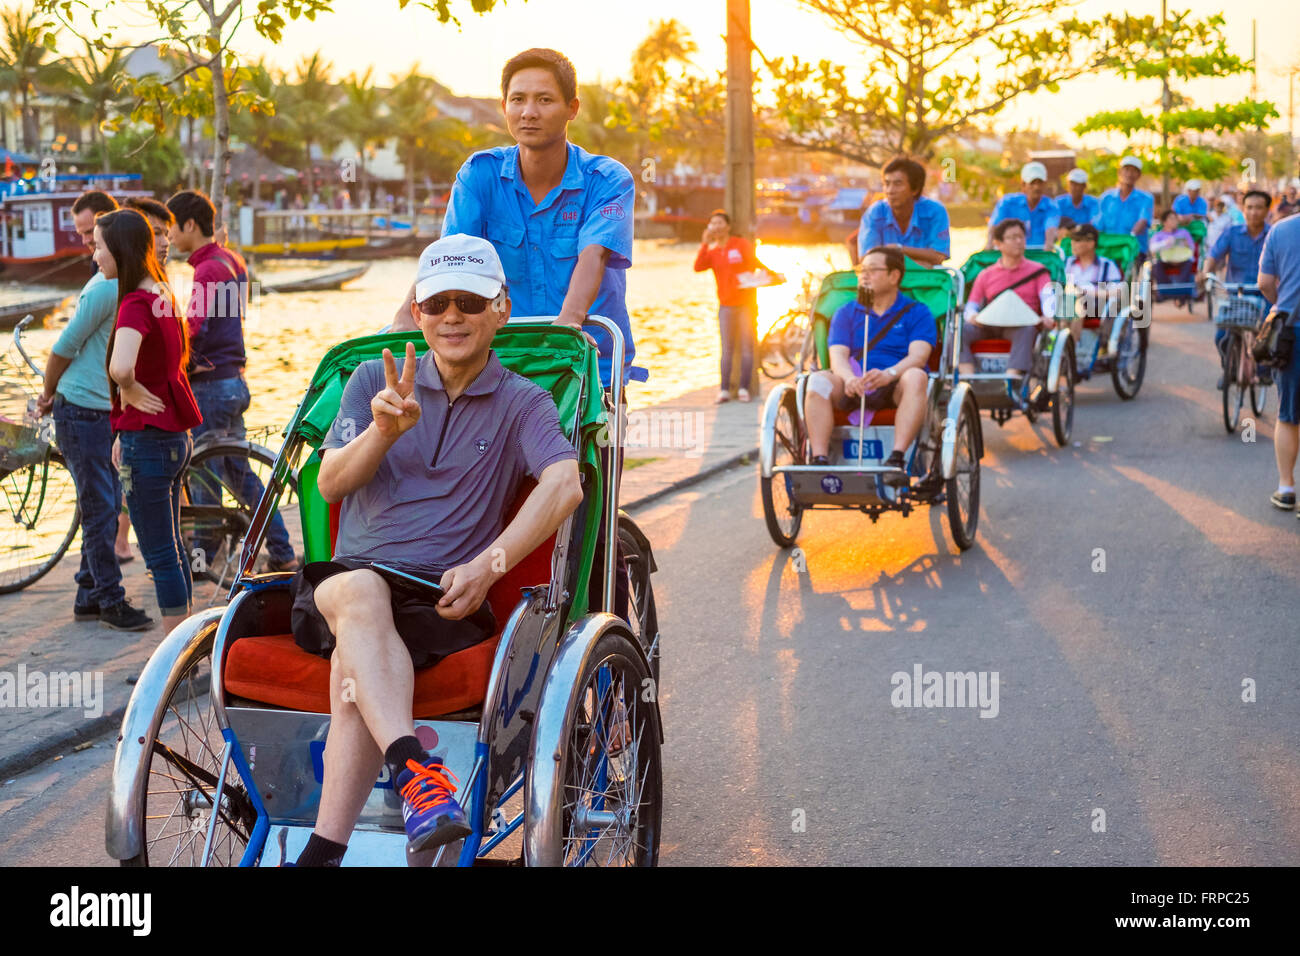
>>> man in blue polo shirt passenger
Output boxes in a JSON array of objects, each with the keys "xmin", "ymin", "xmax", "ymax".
[
  {"xmin": 1200, "ymin": 188, "xmax": 1272, "ymax": 387},
  {"xmin": 805, "ymin": 246, "xmax": 936, "ymax": 487},
  {"xmin": 1056, "ymin": 168, "xmax": 1100, "ymax": 231},
  {"xmin": 288, "ymin": 234, "xmax": 583, "ymax": 865},
  {"xmin": 988, "ymin": 161, "xmax": 1061, "ymax": 249},
  {"xmin": 858, "ymin": 156, "xmax": 950, "ymax": 266},
  {"xmin": 1094, "ymin": 155, "xmax": 1155, "ymax": 263},
  {"xmin": 1173, "ymin": 180, "xmax": 1208, "ymax": 224}
]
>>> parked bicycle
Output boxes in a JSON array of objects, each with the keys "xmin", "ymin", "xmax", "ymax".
[
  {"xmin": 1205, "ymin": 274, "xmax": 1271, "ymax": 433},
  {"xmin": 759, "ymin": 272, "xmax": 818, "ymax": 379},
  {"xmin": 0, "ymin": 315, "xmax": 300, "ymax": 601}
]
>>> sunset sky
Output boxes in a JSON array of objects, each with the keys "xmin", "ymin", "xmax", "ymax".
[{"xmin": 223, "ymin": 0, "xmax": 1296, "ymax": 145}]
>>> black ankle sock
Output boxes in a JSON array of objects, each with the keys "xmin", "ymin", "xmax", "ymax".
[
  {"xmin": 385, "ymin": 735, "xmax": 428, "ymax": 785},
  {"xmin": 296, "ymin": 833, "xmax": 347, "ymax": 867}
]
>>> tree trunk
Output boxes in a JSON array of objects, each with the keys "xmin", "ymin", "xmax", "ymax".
[
  {"xmin": 21, "ymin": 87, "xmax": 35, "ymax": 153},
  {"xmin": 406, "ymin": 145, "xmax": 416, "ymax": 224},
  {"xmin": 98, "ymin": 116, "xmax": 110, "ymax": 174},
  {"xmin": 209, "ymin": 49, "xmax": 234, "ymax": 232}
]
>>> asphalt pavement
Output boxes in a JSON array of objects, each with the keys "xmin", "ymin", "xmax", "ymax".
[{"xmin": 1, "ymin": 307, "xmax": 1297, "ymax": 865}]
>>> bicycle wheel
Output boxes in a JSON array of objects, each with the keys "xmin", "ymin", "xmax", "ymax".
[
  {"xmin": 1243, "ymin": 333, "xmax": 1268, "ymax": 417},
  {"xmin": 1222, "ymin": 335, "xmax": 1245, "ymax": 434},
  {"xmin": 181, "ymin": 439, "xmax": 300, "ymax": 600},
  {"xmin": 1052, "ymin": 349, "xmax": 1075, "ymax": 447},
  {"xmin": 618, "ymin": 518, "xmax": 660, "ymax": 685},
  {"xmin": 0, "ymin": 448, "xmax": 80, "ymax": 594},
  {"xmin": 759, "ymin": 314, "xmax": 803, "ymax": 380},
  {"xmin": 119, "ymin": 638, "xmax": 256, "ymax": 867},
  {"xmin": 760, "ymin": 395, "xmax": 804, "ymax": 547},
  {"xmin": 1110, "ymin": 319, "xmax": 1147, "ymax": 401}
]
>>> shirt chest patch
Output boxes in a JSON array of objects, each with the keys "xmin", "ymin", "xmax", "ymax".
[
  {"xmin": 727, "ymin": 249, "xmax": 743, "ymax": 264},
  {"xmin": 475, "ymin": 438, "xmax": 490, "ymax": 454},
  {"xmin": 556, "ymin": 201, "xmax": 582, "ymax": 226}
]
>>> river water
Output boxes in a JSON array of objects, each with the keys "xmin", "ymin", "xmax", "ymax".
[{"xmin": 2, "ymin": 230, "xmax": 986, "ymax": 429}]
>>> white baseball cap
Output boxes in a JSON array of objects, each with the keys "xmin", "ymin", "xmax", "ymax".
[
  {"xmin": 1119, "ymin": 155, "xmax": 1143, "ymax": 171},
  {"xmin": 414, "ymin": 234, "xmax": 506, "ymax": 303},
  {"xmin": 1186, "ymin": 179, "xmax": 1202, "ymax": 191},
  {"xmin": 1021, "ymin": 161, "xmax": 1048, "ymax": 183},
  {"xmin": 1066, "ymin": 168, "xmax": 1089, "ymax": 184}
]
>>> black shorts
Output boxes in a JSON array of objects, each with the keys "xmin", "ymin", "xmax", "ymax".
[
  {"xmin": 836, "ymin": 385, "xmax": 898, "ymax": 413},
  {"xmin": 290, "ymin": 559, "xmax": 497, "ymax": 669}
]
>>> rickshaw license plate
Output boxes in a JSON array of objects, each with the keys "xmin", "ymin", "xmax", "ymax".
[{"xmin": 842, "ymin": 439, "xmax": 884, "ymax": 459}]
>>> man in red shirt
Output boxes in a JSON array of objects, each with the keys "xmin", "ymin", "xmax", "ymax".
[
  {"xmin": 694, "ymin": 210, "xmax": 781, "ymax": 402},
  {"xmin": 166, "ymin": 190, "xmax": 300, "ymax": 575}
]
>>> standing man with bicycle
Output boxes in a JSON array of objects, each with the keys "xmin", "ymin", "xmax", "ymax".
[
  {"xmin": 35, "ymin": 190, "xmax": 153, "ymax": 631},
  {"xmin": 1258, "ymin": 214, "xmax": 1300, "ymax": 514},
  {"xmin": 1200, "ymin": 189, "xmax": 1272, "ymax": 390},
  {"xmin": 166, "ymin": 189, "xmax": 300, "ymax": 575}
]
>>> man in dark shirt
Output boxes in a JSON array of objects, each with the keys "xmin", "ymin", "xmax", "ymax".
[{"xmin": 166, "ymin": 189, "xmax": 299, "ymax": 574}]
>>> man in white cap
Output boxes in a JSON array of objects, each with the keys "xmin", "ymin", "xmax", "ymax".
[
  {"xmin": 1093, "ymin": 155, "xmax": 1154, "ymax": 262},
  {"xmin": 1056, "ymin": 168, "xmax": 1099, "ymax": 230},
  {"xmin": 1173, "ymin": 179, "xmax": 1208, "ymax": 224},
  {"xmin": 286, "ymin": 233, "xmax": 583, "ymax": 865},
  {"xmin": 987, "ymin": 160, "xmax": 1061, "ymax": 249}
]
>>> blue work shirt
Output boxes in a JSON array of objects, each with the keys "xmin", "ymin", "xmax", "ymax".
[
  {"xmin": 1056, "ymin": 193, "xmax": 1099, "ymax": 227},
  {"xmin": 1208, "ymin": 223, "xmax": 1271, "ymax": 284},
  {"xmin": 443, "ymin": 142, "xmax": 636, "ymax": 387},
  {"xmin": 1259, "ymin": 215, "xmax": 1300, "ymax": 318},
  {"xmin": 858, "ymin": 197, "xmax": 951, "ymax": 261},
  {"xmin": 1094, "ymin": 188, "xmax": 1155, "ymax": 252},
  {"xmin": 1172, "ymin": 194, "xmax": 1208, "ymax": 218},
  {"xmin": 828, "ymin": 293, "xmax": 936, "ymax": 371},
  {"xmin": 990, "ymin": 193, "xmax": 1061, "ymax": 247}
]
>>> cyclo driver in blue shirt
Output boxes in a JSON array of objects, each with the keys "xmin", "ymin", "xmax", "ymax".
[
  {"xmin": 805, "ymin": 246, "xmax": 936, "ymax": 488},
  {"xmin": 857, "ymin": 156, "xmax": 951, "ymax": 266},
  {"xmin": 1199, "ymin": 188, "xmax": 1273, "ymax": 388},
  {"xmin": 988, "ymin": 161, "xmax": 1061, "ymax": 250},
  {"xmin": 288, "ymin": 235, "xmax": 583, "ymax": 866}
]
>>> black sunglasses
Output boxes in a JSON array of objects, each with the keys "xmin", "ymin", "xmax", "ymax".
[{"xmin": 417, "ymin": 289, "xmax": 507, "ymax": 315}]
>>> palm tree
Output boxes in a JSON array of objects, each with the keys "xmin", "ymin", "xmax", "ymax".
[
  {"xmin": 51, "ymin": 38, "xmax": 131, "ymax": 172},
  {"xmin": 335, "ymin": 67, "xmax": 389, "ymax": 205},
  {"xmin": 386, "ymin": 66, "xmax": 440, "ymax": 218},
  {"xmin": 281, "ymin": 52, "xmax": 340, "ymax": 198},
  {"xmin": 227, "ymin": 57, "xmax": 290, "ymax": 202},
  {"xmin": 0, "ymin": 6, "xmax": 65, "ymax": 154}
]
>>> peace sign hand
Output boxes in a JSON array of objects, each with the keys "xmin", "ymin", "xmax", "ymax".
[{"xmin": 371, "ymin": 341, "xmax": 421, "ymax": 439}]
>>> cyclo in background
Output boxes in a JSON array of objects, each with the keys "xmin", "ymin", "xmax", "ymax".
[
  {"xmin": 105, "ymin": 317, "xmax": 664, "ymax": 867},
  {"xmin": 759, "ymin": 260, "xmax": 983, "ymax": 552}
]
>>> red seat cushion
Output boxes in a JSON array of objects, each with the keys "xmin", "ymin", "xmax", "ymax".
[
  {"xmin": 1082, "ymin": 317, "xmax": 1102, "ymax": 329},
  {"xmin": 223, "ymin": 480, "xmax": 556, "ymax": 717},
  {"xmin": 833, "ymin": 406, "xmax": 896, "ymax": 427},
  {"xmin": 971, "ymin": 339, "xmax": 1011, "ymax": 353}
]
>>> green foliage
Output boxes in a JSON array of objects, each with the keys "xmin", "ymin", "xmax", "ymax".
[
  {"xmin": 764, "ymin": 0, "xmax": 1112, "ymax": 168},
  {"xmin": 1073, "ymin": 12, "xmax": 1278, "ymax": 184},
  {"xmin": 84, "ymin": 125, "xmax": 185, "ymax": 191}
]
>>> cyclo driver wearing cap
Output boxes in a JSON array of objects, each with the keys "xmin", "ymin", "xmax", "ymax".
[{"xmin": 287, "ymin": 233, "xmax": 584, "ymax": 866}]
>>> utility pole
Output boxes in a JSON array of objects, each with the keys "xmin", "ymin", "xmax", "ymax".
[
  {"xmin": 725, "ymin": 0, "xmax": 758, "ymax": 396},
  {"xmin": 725, "ymin": 0, "xmax": 756, "ymax": 240}
]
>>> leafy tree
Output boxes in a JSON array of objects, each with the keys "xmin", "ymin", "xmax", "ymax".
[
  {"xmin": 50, "ymin": 38, "xmax": 132, "ymax": 171},
  {"xmin": 280, "ymin": 52, "xmax": 341, "ymax": 198},
  {"xmin": 36, "ymin": 0, "xmax": 506, "ymax": 227},
  {"xmin": 762, "ymin": 0, "xmax": 1113, "ymax": 168},
  {"xmin": 84, "ymin": 123, "xmax": 185, "ymax": 190},
  {"xmin": 0, "ymin": 5, "xmax": 64, "ymax": 153},
  {"xmin": 335, "ymin": 67, "xmax": 390, "ymax": 202},
  {"xmin": 1073, "ymin": 12, "xmax": 1278, "ymax": 199}
]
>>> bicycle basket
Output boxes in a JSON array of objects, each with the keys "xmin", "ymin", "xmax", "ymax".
[
  {"xmin": 1214, "ymin": 297, "xmax": 1266, "ymax": 329},
  {"xmin": 0, "ymin": 417, "xmax": 52, "ymax": 471}
]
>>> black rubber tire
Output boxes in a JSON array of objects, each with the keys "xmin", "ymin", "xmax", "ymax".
[
  {"xmin": 1053, "ymin": 350, "xmax": 1076, "ymax": 447},
  {"xmin": 0, "ymin": 449, "xmax": 80, "ymax": 594},
  {"xmin": 118, "ymin": 637, "xmax": 257, "ymax": 866},
  {"xmin": 547, "ymin": 629, "xmax": 662, "ymax": 867},
  {"xmin": 760, "ymin": 396, "xmax": 804, "ymax": 547},
  {"xmin": 1222, "ymin": 335, "xmax": 1244, "ymax": 434},
  {"xmin": 1111, "ymin": 320, "xmax": 1148, "ymax": 401},
  {"xmin": 618, "ymin": 519, "xmax": 660, "ymax": 686},
  {"xmin": 945, "ymin": 403, "xmax": 980, "ymax": 551}
]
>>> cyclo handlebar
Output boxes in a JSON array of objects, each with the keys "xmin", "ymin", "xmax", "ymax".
[{"xmin": 11, "ymin": 314, "xmax": 44, "ymax": 380}]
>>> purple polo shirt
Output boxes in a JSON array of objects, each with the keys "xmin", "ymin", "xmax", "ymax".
[{"xmin": 320, "ymin": 349, "xmax": 576, "ymax": 570}]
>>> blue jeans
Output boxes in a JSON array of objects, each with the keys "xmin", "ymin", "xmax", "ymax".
[
  {"xmin": 52, "ymin": 396, "xmax": 124, "ymax": 609},
  {"xmin": 718, "ymin": 304, "xmax": 756, "ymax": 391},
  {"xmin": 119, "ymin": 429, "xmax": 193, "ymax": 616},
  {"xmin": 190, "ymin": 375, "xmax": 294, "ymax": 563}
]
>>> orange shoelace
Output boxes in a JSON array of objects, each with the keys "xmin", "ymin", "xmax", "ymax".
[{"xmin": 400, "ymin": 759, "xmax": 460, "ymax": 814}]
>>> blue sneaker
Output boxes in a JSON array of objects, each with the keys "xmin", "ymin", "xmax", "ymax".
[{"xmin": 395, "ymin": 757, "xmax": 470, "ymax": 851}]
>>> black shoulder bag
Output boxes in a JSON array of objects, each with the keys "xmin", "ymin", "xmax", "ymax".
[{"xmin": 1253, "ymin": 310, "xmax": 1294, "ymax": 369}]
